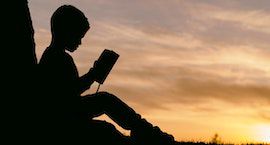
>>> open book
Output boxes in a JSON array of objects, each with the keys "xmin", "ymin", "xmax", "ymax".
[{"xmin": 94, "ymin": 49, "xmax": 119, "ymax": 84}]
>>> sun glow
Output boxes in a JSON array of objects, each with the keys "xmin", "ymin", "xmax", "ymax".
[{"xmin": 254, "ymin": 124, "xmax": 270, "ymax": 143}]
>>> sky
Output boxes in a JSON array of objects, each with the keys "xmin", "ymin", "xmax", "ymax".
[{"xmin": 28, "ymin": 0, "xmax": 270, "ymax": 143}]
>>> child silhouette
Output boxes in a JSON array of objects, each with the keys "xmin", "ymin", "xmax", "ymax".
[{"xmin": 39, "ymin": 5, "xmax": 175, "ymax": 145}]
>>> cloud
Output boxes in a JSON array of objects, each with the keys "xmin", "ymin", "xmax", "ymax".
[
  {"xmin": 30, "ymin": 1, "xmax": 270, "ymax": 142},
  {"xmin": 208, "ymin": 10, "xmax": 270, "ymax": 33},
  {"xmin": 105, "ymin": 65, "xmax": 270, "ymax": 106}
]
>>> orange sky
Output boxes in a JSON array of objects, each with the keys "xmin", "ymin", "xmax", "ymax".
[{"xmin": 29, "ymin": 0, "xmax": 270, "ymax": 143}]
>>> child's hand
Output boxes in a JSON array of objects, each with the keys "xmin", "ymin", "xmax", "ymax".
[
  {"xmin": 93, "ymin": 60, "xmax": 98, "ymax": 70},
  {"xmin": 88, "ymin": 60, "xmax": 99, "ymax": 80}
]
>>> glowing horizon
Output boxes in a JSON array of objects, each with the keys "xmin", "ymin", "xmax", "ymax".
[{"xmin": 29, "ymin": 0, "xmax": 270, "ymax": 143}]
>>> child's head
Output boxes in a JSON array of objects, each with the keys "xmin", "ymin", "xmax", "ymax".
[{"xmin": 51, "ymin": 5, "xmax": 90, "ymax": 52}]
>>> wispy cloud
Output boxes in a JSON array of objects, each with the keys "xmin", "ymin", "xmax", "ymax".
[{"xmin": 30, "ymin": 0, "xmax": 270, "ymax": 143}]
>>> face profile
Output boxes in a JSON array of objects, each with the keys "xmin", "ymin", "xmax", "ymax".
[{"xmin": 65, "ymin": 31, "xmax": 86, "ymax": 52}]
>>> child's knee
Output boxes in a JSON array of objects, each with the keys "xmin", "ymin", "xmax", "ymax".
[{"xmin": 97, "ymin": 91, "xmax": 117, "ymax": 101}]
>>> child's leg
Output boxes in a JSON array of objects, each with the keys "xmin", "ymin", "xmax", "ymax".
[
  {"xmin": 81, "ymin": 92, "xmax": 175, "ymax": 145},
  {"xmin": 81, "ymin": 91, "xmax": 142, "ymax": 130}
]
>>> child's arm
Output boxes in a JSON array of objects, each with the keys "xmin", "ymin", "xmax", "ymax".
[{"xmin": 77, "ymin": 67, "xmax": 96, "ymax": 94}]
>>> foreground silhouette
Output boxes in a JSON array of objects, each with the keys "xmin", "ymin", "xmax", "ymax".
[
  {"xmin": 8, "ymin": 2, "xmax": 269, "ymax": 145},
  {"xmin": 3, "ymin": 1, "xmax": 39, "ymax": 144},
  {"xmin": 39, "ymin": 5, "xmax": 175, "ymax": 145},
  {"xmin": 5, "ymin": 1, "xmax": 176, "ymax": 144}
]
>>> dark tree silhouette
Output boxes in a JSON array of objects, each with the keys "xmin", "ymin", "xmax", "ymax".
[{"xmin": 3, "ymin": 0, "xmax": 38, "ymax": 144}]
